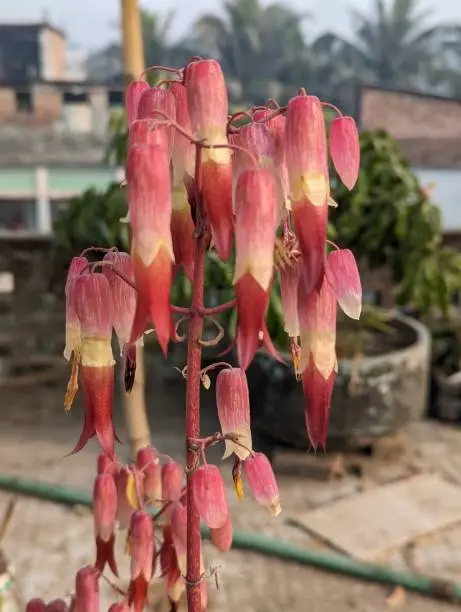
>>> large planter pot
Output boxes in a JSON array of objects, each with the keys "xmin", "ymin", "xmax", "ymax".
[{"xmin": 246, "ymin": 314, "xmax": 431, "ymax": 458}]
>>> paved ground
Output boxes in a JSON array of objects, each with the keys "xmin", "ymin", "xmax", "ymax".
[{"xmin": 1, "ymin": 358, "xmax": 461, "ymax": 611}]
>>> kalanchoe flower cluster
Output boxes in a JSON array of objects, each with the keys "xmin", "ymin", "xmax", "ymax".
[{"xmin": 55, "ymin": 56, "xmax": 362, "ymax": 611}]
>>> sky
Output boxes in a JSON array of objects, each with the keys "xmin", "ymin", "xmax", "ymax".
[{"xmin": 0, "ymin": 0, "xmax": 459, "ymax": 52}]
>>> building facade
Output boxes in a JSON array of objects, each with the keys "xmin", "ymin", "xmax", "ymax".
[{"xmin": 0, "ymin": 23, "xmax": 66, "ymax": 83}]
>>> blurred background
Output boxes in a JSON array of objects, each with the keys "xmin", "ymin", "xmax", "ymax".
[{"xmin": 2, "ymin": 0, "xmax": 461, "ymax": 611}]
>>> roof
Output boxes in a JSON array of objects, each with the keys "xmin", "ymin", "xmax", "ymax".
[{"xmin": 0, "ymin": 22, "xmax": 65, "ymax": 39}]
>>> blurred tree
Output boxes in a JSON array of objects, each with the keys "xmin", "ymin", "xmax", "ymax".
[
  {"xmin": 312, "ymin": 0, "xmax": 461, "ymax": 93},
  {"xmin": 140, "ymin": 8, "xmax": 197, "ymax": 70},
  {"xmin": 191, "ymin": 0, "xmax": 311, "ymax": 104}
]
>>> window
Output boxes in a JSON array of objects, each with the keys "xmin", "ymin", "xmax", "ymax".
[
  {"xmin": 108, "ymin": 89, "xmax": 123, "ymax": 106},
  {"xmin": 15, "ymin": 90, "xmax": 33, "ymax": 112},
  {"xmin": 63, "ymin": 90, "xmax": 88, "ymax": 104}
]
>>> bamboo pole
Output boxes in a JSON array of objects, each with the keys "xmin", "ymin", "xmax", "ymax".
[{"xmin": 120, "ymin": 0, "xmax": 151, "ymax": 457}]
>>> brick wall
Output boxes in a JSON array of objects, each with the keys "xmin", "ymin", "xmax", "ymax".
[
  {"xmin": 0, "ymin": 89, "xmax": 16, "ymax": 121},
  {"xmin": 360, "ymin": 88, "xmax": 461, "ymax": 139},
  {"xmin": 33, "ymin": 84, "xmax": 62, "ymax": 123},
  {"xmin": 359, "ymin": 86, "xmax": 461, "ymax": 169}
]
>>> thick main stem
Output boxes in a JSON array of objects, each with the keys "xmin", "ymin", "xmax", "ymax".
[{"xmin": 185, "ymin": 233, "xmax": 207, "ymax": 612}]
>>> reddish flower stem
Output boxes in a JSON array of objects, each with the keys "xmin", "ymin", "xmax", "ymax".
[
  {"xmin": 185, "ymin": 222, "xmax": 207, "ymax": 612},
  {"xmin": 321, "ymin": 101, "xmax": 343, "ymax": 117},
  {"xmin": 200, "ymin": 299, "xmax": 236, "ymax": 316}
]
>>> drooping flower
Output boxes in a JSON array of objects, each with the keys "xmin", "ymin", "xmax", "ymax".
[
  {"xmin": 231, "ymin": 122, "xmax": 275, "ymax": 202},
  {"xmin": 107, "ymin": 603, "xmax": 130, "ymax": 612},
  {"xmin": 169, "ymin": 81, "xmax": 196, "ymax": 281},
  {"xmin": 191, "ymin": 464, "xmax": 229, "ymax": 529},
  {"xmin": 97, "ymin": 451, "xmax": 117, "ymax": 477},
  {"xmin": 63, "ymin": 256, "xmax": 88, "ymax": 412},
  {"xmin": 170, "ymin": 82, "xmax": 195, "ymax": 186},
  {"xmin": 64, "ymin": 256, "xmax": 87, "ymax": 362},
  {"xmin": 74, "ymin": 566, "xmax": 99, "ymax": 612},
  {"xmin": 129, "ymin": 118, "xmax": 168, "ymax": 149},
  {"xmin": 136, "ymin": 445, "xmax": 162, "ymax": 506},
  {"xmin": 210, "ymin": 514, "xmax": 233, "ymax": 552},
  {"xmin": 216, "ymin": 368, "xmax": 252, "ymax": 460},
  {"xmin": 160, "ymin": 524, "xmax": 184, "ymax": 605},
  {"xmin": 170, "ymin": 502, "xmax": 206, "ymax": 610},
  {"xmin": 298, "ymin": 273, "xmax": 337, "ymax": 449},
  {"xmin": 329, "ymin": 116, "xmax": 360, "ymax": 190},
  {"xmin": 279, "ymin": 258, "xmax": 301, "ymax": 339},
  {"xmin": 161, "ymin": 460, "xmax": 184, "ymax": 519},
  {"xmin": 234, "ymin": 167, "xmax": 280, "ymax": 369},
  {"xmin": 116, "ymin": 465, "xmax": 144, "ymax": 530},
  {"xmin": 285, "ymin": 93, "xmax": 329, "ymax": 293},
  {"xmin": 254, "ymin": 108, "xmax": 289, "ymax": 215},
  {"xmin": 26, "ymin": 600, "xmax": 46, "ymax": 612},
  {"xmin": 93, "ymin": 472, "xmax": 118, "ymax": 576},
  {"xmin": 102, "ymin": 250, "xmax": 139, "ymax": 392},
  {"xmin": 170, "ymin": 502, "xmax": 187, "ymax": 576},
  {"xmin": 185, "ymin": 59, "xmax": 233, "ymax": 261},
  {"xmin": 127, "ymin": 511, "xmax": 155, "ymax": 612},
  {"xmin": 126, "ymin": 80, "xmax": 149, "ymax": 128},
  {"xmin": 243, "ymin": 452, "xmax": 281, "ymax": 517},
  {"xmin": 325, "ymin": 248, "xmax": 362, "ymax": 320},
  {"xmin": 126, "ymin": 144, "xmax": 174, "ymax": 355},
  {"xmin": 71, "ymin": 273, "xmax": 117, "ymax": 458},
  {"xmin": 136, "ymin": 86, "xmax": 176, "ymax": 157},
  {"xmin": 46, "ymin": 600, "xmax": 68, "ymax": 612}
]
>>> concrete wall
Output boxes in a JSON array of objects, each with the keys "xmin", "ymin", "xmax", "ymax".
[{"xmin": 39, "ymin": 27, "xmax": 66, "ymax": 81}]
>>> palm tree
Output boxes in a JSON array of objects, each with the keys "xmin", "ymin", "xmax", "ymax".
[
  {"xmin": 141, "ymin": 9, "xmax": 196, "ymax": 70},
  {"xmin": 189, "ymin": 0, "xmax": 311, "ymax": 105},
  {"xmin": 313, "ymin": 0, "xmax": 459, "ymax": 92}
]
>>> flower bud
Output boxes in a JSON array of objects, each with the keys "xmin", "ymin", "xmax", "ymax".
[
  {"xmin": 136, "ymin": 445, "xmax": 162, "ymax": 506},
  {"xmin": 71, "ymin": 273, "xmax": 117, "ymax": 458},
  {"xmin": 127, "ymin": 511, "xmax": 155, "ymax": 612},
  {"xmin": 326, "ymin": 249, "xmax": 362, "ymax": 320},
  {"xmin": 93, "ymin": 473, "xmax": 118, "ymax": 576},
  {"xmin": 243, "ymin": 452, "xmax": 281, "ymax": 517},
  {"xmin": 74, "ymin": 566, "xmax": 99, "ymax": 612},
  {"xmin": 329, "ymin": 116, "xmax": 360, "ymax": 190},
  {"xmin": 46, "ymin": 600, "xmax": 68, "ymax": 612},
  {"xmin": 216, "ymin": 368, "xmax": 252, "ymax": 460},
  {"xmin": 191, "ymin": 464, "xmax": 229, "ymax": 529},
  {"xmin": 26, "ymin": 599, "xmax": 46, "ymax": 612}
]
